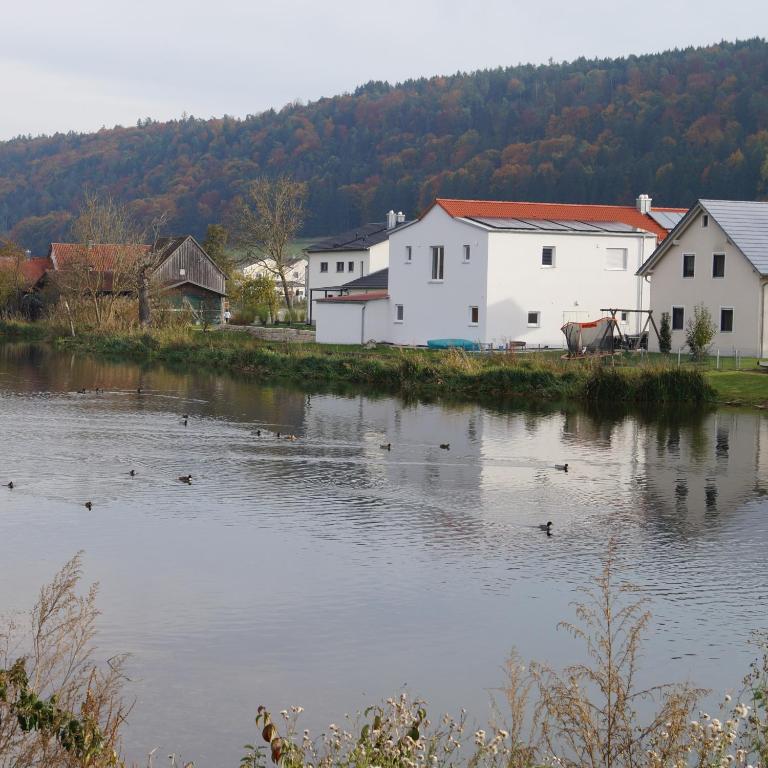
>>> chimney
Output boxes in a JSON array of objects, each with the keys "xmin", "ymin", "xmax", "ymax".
[
  {"xmin": 396, "ymin": 211, "xmax": 405, "ymax": 224},
  {"xmin": 636, "ymin": 194, "xmax": 652, "ymax": 215},
  {"xmin": 386, "ymin": 210, "xmax": 396, "ymax": 229}
]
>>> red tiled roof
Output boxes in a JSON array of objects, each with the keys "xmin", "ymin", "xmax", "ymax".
[
  {"xmin": 317, "ymin": 291, "xmax": 389, "ymax": 303},
  {"xmin": 49, "ymin": 242, "xmax": 150, "ymax": 271},
  {"xmin": 0, "ymin": 256, "xmax": 52, "ymax": 288},
  {"xmin": 433, "ymin": 198, "xmax": 687, "ymax": 240}
]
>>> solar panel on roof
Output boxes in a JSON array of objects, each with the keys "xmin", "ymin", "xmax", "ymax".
[
  {"xmin": 556, "ymin": 220, "xmax": 603, "ymax": 232},
  {"xmin": 591, "ymin": 221, "xmax": 635, "ymax": 232},
  {"xmin": 648, "ymin": 211, "xmax": 684, "ymax": 230},
  {"xmin": 519, "ymin": 219, "xmax": 570, "ymax": 231},
  {"xmin": 473, "ymin": 217, "xmax": 539, "ymax": 230}
]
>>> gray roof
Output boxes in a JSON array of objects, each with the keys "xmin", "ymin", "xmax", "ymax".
[
  {"xmin": 700, "ymin": 200, "xmax": 768, "ymax": 275},
  {"xmin": 341, "ymin": 268, "xmax": 388, "ymax": 291},
  {"xmin": 468, "ymin": 216, "xmax": 636, "ymax": 234},
  {"xmin": 648, "ymin": 210, "xmax": 685, "ymax": 230},
  {"xmin": 306, "ymin": 221, "xmax": 411, "ymax": 253}
]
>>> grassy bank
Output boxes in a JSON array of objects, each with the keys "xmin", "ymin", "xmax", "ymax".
[{"xmin": 0, "ymin": 320, "xmax": 722, "ymax": 405}]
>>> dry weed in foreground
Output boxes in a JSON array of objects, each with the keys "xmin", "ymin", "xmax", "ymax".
[
  {"xmin": 0, "ymin": 552, "xmax": 129, "ymax": 767},
  {"xmin": 252, "ymin": 541, "xmax": 766, "ymax": 768}
]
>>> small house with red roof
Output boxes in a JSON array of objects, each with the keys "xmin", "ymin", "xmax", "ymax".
[{"xmin": 314, "ymin": 195, "xmax": 685, "ymax": 347}]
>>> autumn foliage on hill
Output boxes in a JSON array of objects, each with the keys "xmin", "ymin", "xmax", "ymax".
[{"xmin": 1, "ymin": 39, "xmax": 768, "ymax": 253}]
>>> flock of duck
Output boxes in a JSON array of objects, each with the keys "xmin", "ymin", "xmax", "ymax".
[{"xmin": 4, "ymin": 393, "xmax": 570, "ymax": 535}]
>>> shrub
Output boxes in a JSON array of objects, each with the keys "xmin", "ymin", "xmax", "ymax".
[
  {"xmin": 685, "ymin": 303, "xmax": 717, "ymax": 361},
  {"xmin": 659, "ymin": 311, "xmax": 672, "ymax": 354}
]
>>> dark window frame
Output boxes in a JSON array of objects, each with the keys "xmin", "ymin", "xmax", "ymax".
[
  {"xmin": 682, "ymin": 253, "xmax": 695, "ymax": 278},
  {"xmin": 720, "ymin": 308, "xmax": 734, "ymax": 333},
  {"xmin": 672, "ymin": 306, "xmax": 685, "ymax": 330},
  {"xmin": 320, "ymin": 261, "xmax": 328, "ymax": 273},
  {"xmin": 541, "ymin": 246, "xmax": 554, "ymax": 267},
  {"xmin": 336, "ymin": 261, "xmax": 345, "ymax": 273},
  {"xmin": 430, "ymin": 246, "xmax": 444, "ymax": 280},
  {"xmin": 713, "ymin": 253, "xmax": 725, "ymax": 278}
]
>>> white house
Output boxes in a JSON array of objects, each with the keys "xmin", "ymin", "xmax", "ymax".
[
  {"xmin": 305, "ymin": 211, "xmax": 409, "ymax": 324},
  {"xmin": 637, "ymin": 200, "xmax": 768, "ymax": 358},
  {"xmin": 315, "ymin": 196, "xmax": 683, "ymax": 347},
  {"xmin": 242, "ymin": 256, "xmax": 308, "ymax": 300}
]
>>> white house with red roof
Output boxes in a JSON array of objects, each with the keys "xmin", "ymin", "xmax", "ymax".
[{"xmin": 316, "ymin": 195, "xmax": 685, "ymax": 347}]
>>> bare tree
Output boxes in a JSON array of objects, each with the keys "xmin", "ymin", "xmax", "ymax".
[
  {"xmin": 55, "ymin": 192, "xmax": 146, "ymax": 332},
  {"xmin": 136, "ymin": 214, "xmax": 168, "ymax": 327},
  {"xmin": 234, "ymin": 176, "xmax": 307, "ymax": 311}
]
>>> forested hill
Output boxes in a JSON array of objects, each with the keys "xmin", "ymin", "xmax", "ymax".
[{"xmin": 2, "ymin": 38, "xmax": 768, "ymax": 253}]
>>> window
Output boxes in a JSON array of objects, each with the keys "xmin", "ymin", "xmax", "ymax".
[
  {"xmin": 527, "ymin": 311, "xmax": 540, "ymax": 327},
  {"xmin": 431, "ymin": 246, "xmax": 444, "ymax": 280},
  {"xmin": 179, "ymin": 268, "xmax": 186, "ymax": 276},
  {"xmin": 672, "ymin": 306, "xmax": 684, "ymax": 330},
  {"xmin": 405, "ymin": 246, "xmax": 412, "ymax": 263},
  {"xmin": 541, "ymin": 246, "xmax": 554, "ymax": 267},
  {"xmin": 682, "ymin": 253, "xmax": 695, "ymax": 278},
  {"xmin": 293, "ymin": 271, "xmax": 299, "ymax": 279},
  {"xmin": 620, "ymin": 311, "xmax": 629, "ymax": 324},
  {"xmin": 348, "ymin": 261, "xmax": 354, "ymax": 272},
  {"xmin": 463, "ymin": 244, "xmax": 471, "ymax": 262},
  {"xmin": 336, "ymin": 261, "xmax": 344, "ymax": 272},
  {"xmin": 702, "ymin": 214, "xmax": 709, "ymax": 228},
  {"xmin": 395, "ymin": 304, "xmax": 404, "ymax": 322},
  {"xmin": 720, "ymin": 308, "xmax": 734, "ymax": 332},
  {"xmin": 605, "ymin": 248, "xmax": 628, "ymax": 271},
  {"xmin": 469, "ymin": 306, "xmax": 479, "ymax": 325},
  {"xmin": 320, "ymin": 261, "xmax": 328, "ymax": 273},
  {"xmin": 713, "ymin": 253, "xmax": 725, "ymax": 278}
]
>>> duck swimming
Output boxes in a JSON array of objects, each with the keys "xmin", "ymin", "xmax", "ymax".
[
  {"xmin": 6, "ymin": 481, "xmax": 13, "ymax": 489},
  {"xmin": 439, "ymin": 443, "xmax": 450, "ymax": 450},
  {"xmin": 84, "ymin": 501, "xmax": 93, "ymax": 510},
  {"xmin": 555, "ymin": 463, "xmax": 569, "ymax": 472},
  {"xmin": 380, "ymin": 443, "xmax": 391, "ymax": 451},
  {"xmin": 129, "ymin": 470, "xmax": 136, "ymax": 477},
  {"xmin": 538, "ymin": 521, "xmax": 553, "ymax": 532},
  {"xmin": 178, "ymin": 474, "xmax": 193, "ymax": 484}
]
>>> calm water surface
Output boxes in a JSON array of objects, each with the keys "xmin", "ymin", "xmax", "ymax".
[{"xmin": 0, "ymin": 343, "xmax": 767, "ymax": 765}]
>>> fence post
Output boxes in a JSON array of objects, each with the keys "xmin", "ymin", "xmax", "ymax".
[
  {"xmin": 737, "ymin": 350, "xmax": 741, "ymax": 370},
  {"xmin": 716, "ymin": 349, "xmax": 720, "ymax": 370},
  {"xmin": 677, "ymin": 347, "xmax": 681, "ymax": 367}
]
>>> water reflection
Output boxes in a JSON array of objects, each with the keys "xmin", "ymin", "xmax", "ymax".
[{"xmin": 1, "ymin": 343, "xmax": 767, "ymax": 766}]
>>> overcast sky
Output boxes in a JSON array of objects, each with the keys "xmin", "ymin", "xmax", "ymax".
[{"xmin": 2, "ymin": 0, "xmax": 767, "ymax": 141}]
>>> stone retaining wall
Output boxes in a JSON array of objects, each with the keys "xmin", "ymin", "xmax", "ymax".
[{"xmin": 216, "ymin": 324, "xmax": 316, "ymax": 343}]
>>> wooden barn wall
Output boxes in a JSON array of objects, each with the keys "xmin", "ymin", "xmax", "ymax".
[{"xmin": 155, "ymin": 239, "xmax": 226, "ymax": 295}]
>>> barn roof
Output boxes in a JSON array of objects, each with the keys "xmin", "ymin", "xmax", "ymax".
[
  {"xmin": 49, "ymin": 242, "xmax": 150, "ymax": 271},
  {"xmin": 0, "ymin": 256, "xmax": 52, "ymax": 288}
]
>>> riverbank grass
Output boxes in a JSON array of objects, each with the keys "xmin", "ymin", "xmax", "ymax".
[{"xmin": 0, "ymin": 321, "xmax": 732, "ymax": 404}]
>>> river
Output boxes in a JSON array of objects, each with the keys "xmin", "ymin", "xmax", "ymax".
[{"xmin": 0, "ymin": 342, "xmax": 766, "ymax": 765}]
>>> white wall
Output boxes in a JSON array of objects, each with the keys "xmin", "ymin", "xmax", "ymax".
[
  {"xmin": 307, "ymin": 242, "xmax": 390, "ymax": 323},
  {"xmin": 387, "ymin": 206, "xmax": 489, "ymax": 345},
  {"xmin": 645, "ymin": 210, "xmax": 763, "ymax": 356},
  {"xmin": 486, "ymin": 230, "xmax": 653, "ymax": 348},
  {"xmin": 314, "ymin": 298, "xmax": 390, "ymax": 344}
]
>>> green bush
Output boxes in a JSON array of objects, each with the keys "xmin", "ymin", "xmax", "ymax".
[
  {"xmin": 659, "ymin": 311, "xmax": 672, "ymax": 355},
  {"xmin": 685, "ymin": 303, "xmax": 717, "ymax": 361}
]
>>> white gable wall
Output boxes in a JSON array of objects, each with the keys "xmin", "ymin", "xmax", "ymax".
[
  {"xmin": 307, "ymin": 241, "xmax": 390, "ymax": 323},
  {"xmin": 645, "ymin": 210, "xmax": 763, "ymax": 356},
  {"xmin": 486, "ymin": 230, "xmax": 653, "ymax": 348},
  {"xmin": 387, "ymin": 206, "xmax": 488, "ymax": 345}
]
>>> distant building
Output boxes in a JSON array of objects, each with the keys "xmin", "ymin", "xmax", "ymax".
[
  {"xmin": 43, "ymin": 235, "xmax": 227, "ymax": 320},
  {"xmin": 304, "ymin": 210, "xmax": 410, "ymax": 324},
  {"xmin": 314, "ymin": 196, "xmax": 683, "ymax": 346},
  {"xmin": 242, "ymin": 257, "xmax": 308, "ymax": 300}
]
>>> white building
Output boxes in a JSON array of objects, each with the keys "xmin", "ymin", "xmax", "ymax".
[
  {"xmin": 637, "ymin": 200, "xmax": 768, "ymax": 358},
  {"xmin": 314, "ymin": 196, "xmax": 683, "ymax": 347},
  {"xmin": 242, "ymin": 257, "xmax": 308, "ymax": 300},
  {"xmin": 305, "ymin": 211, "xmax": 409, "ymax": 324}
]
